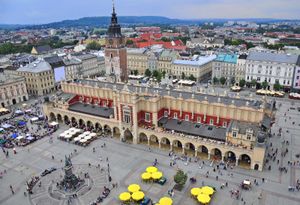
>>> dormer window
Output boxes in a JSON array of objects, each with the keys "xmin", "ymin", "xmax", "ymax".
[{"xmin": 232, "ymin": 131, "xmax": 237, "ymax": 138}]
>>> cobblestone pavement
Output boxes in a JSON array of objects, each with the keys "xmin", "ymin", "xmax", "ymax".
[{"xmin": 1, "ymin": 97, "xmax": 300, "ymax": 205}]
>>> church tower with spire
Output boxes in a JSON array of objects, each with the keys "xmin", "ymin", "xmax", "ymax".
[{"xmin": 105, "ymin": 0, "xmax": 128, "ymax": 82}]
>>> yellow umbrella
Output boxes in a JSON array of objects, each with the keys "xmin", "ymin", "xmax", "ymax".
[
  {"xmin": 159, "ymin": 197, "xmax": 173, "ymax": 205},
  {"xmin": 152, "ymin": 171, "xmax": 163, "ymax": 180},
  {"xmin": 132, "ymin": 191, "xmax": 145, "ymax": 201},
  {"xmin": 190, "ymin": 187, "xmax": 202, "ymax": 196},
  {"xmin": 146, "ymin": 166, "xmax": 158, "ymax": 173},
  {"xmin": 119, "ymin": 192, "xmax": 131, "ymax": 201},
  {"xmin": 141, "ymin": 172, "xmax": 151, "ymax": 180},
  {"xmin": 128, "ymin": 184, "xmax": 141, "ymax": 193},
  {"xmin": 197, "ymin": 194, "xmax": 211, "ymax": 204},
  {"xmin": 201, "ymin": 186, "xmax": 214, "ymax": 195}
]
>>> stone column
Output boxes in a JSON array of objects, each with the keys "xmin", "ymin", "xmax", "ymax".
[
  {"xmin": 235, "ymin": 160, "xmax": 239, "ymax": 166},
  {"xmin": 170, "ymin": 143, "xmax": 173, "ymax": 151},
  {"xmin": 194, "ymin": 149, "xmax": 198, "ymax": 157},
  {"xmin": 182, "ymin": 146, "xmax": 185, "ymax": 155},
  {"xmin": 208, "ymin": 152, "xmax": 211, "ymax": 160},
  {"xmin": 147, "ymin": 138, "xmax": 150, "ymax": 146},
  {"xmin": 152, "ymin": 112, "xmax": 158, "ymax": 127},
  {"xmin": 158, "ymin": 140, "xmax": 161, "ymax": 149}
]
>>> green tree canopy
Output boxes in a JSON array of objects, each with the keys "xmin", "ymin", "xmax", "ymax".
[
  {"xmin": 239, "ymin": 79, "xmax": 246, "ymax": 87},
  {"xmin": 220, "ymin": 77, "xmax": 226, "ymax": 85},
  {"xmin": 133, "ymin": 70, "xmax": 138, "ymax": 76},
  {"xmin": 188, "ymin": 74, "xmax": 196, "ymax": 81},
  {"xmin": 174, "ymin": 170, "xmax": 188, "ymax": 190},
  {"xmin": 181, "ymin": 72, "xmax": 186, "ymax": 80},
  {"xmin": 273, "ymin": 82, "xmax": 282, "ymax": 91},
  {"xmin": 213, "ymin": 77, "xmax": 219, "ymax": 84},
  {"xmin": 145, "ymin": 69, "xmax": 152, "ymax": 77},
  {"xmin": 86, "ymin": 41, "xmax": 102, "ymax": 50},
  {"xmin": 261, "ymin": 81, "xmax": 269, "ymax": 89}
]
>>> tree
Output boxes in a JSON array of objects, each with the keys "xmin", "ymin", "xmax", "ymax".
[
  {"xmin": 152, "ymin": 70, "xmax": 162, "ymax": 82},
  {"xmin": 181, "ymin": 72, "xmax": 186, "ymax": 80},
  {"xmin": 230, "ymin": 77, "xmax": 235, "ymax": 85},
  {"xmin": 220, "ymin": 77, "xmax": 226, "ymax": 86},
  {"xmin": 162, "ymin": 70, "xmax": 166, "ymax": 78},
  {"xmin": 188, "ymin": 74, "xmax": 196, "ymax": 81},
  {"xmin": 174, "ymin": 170, "xmax": 188, "ymax": 191},
  {"xmin": 273, "ymin": 82, "xmax": 282, "ymax": 91},
  {"xmin": 213, "ymin": 77, "xmax": 219, "ymax": 85},
  {"xmin": 126, "ymin": 39, "xmax": 134, "ymax": 46},
  {"xmin": 161, "ymin": 37, "xmax": 171, "ymax": 42},
  {"xmin": 251, "ymin": 79, "xmax": 257, "ymax": 87},
  {"xmin": 261, "ymin": 81, "xmax": 269, "ymax": 89},
  {"xmin": 239, "ymin": 79, "xmax": 246, "ymax": 87},
  {"xmin": 133, "ymin": 70, "xmax": 138, "ymax": 76},
  {"xmin": 86, "ymin": 41, "xmax": 102, "ymax": 50},
  {"xmin": 145, "ymin": 69, "xmax": 152, "ymax": 77}
]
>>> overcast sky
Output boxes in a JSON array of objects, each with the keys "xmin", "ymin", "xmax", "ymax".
[{"xmin": 1, "ymin": 0, "xmax": 300, "ymax": 24}]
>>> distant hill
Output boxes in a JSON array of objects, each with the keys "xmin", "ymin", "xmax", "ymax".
[{"xmin": 1, "ymin": 16, "xmax": 299, "ymax": 29}]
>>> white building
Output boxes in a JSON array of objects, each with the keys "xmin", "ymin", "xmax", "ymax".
[{"xmin": 245, "ymin": 51, "xmax": 299, "ymax": 89}]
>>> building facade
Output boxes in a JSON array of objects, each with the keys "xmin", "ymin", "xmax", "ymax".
[
  {"xmin": 127, "ymin": 48, "xmax": 148, "ymax": 75},
  {"xmin": 105, "ymin": 4, "xmax": 127, "ymax": 82},
  {"xmin": 17, "ymin": 59, "xmax": 55, "ymax": 96},
  {"xmin": 245, "ymin": 52, "xmax": 299, "ymax": 89},
  {"xmin": 171, "ymin": 55, "xmax": 216, "ymax": 81},
  {"xmin": 44, "ymin": 79, "xmax": 274, "ymax": 171},
  {"xmin": 0, "ymin": 74, "xmax": 28, "ymax": 107}
]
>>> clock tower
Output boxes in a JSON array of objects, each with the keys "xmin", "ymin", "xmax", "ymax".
[{"xmin": 105, "ymin": 0, "xmax": 128, "ymax": 82}]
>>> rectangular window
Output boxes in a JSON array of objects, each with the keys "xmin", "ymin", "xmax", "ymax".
[
  {"xmin": 210, "ymin": 119, "xmax": 214, "ymax": 125},
  {"xmin": 164, "ymin": 111, "xmax": 168, "ymax": 117},
  {"xmin": 247, "ymin": 134, "xmax": 252, "ymax": 140},
  {"xmin": 223, "ymin": 122, "xmax": 227, "ymax": 127},
  {"xmin": 232, "ymin": 132, "xmax": 237, "ymax": 138},
  {"xmin": 174, "ymin": 112, "xmax": 178, "ymax": 119},
  {"xmin": 185, "ymin": 115, "xmax": 189, "ymax": 121},
  {"xmin": 145, "ymin": 113, "xmax": 151, "ymax": 122},
  {"xmin": 197, "ymin": 116, "xmax": 201, "ymax": 123}
]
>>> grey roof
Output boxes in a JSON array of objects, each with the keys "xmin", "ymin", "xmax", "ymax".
[
  {"xmin": 70, "ymin": 79, "xmax": 263, "ymax": 109},
  {"xmin": 63, "ymin": 58, "xmax": 82, "ymax": 66},
  {"xmin": 228, "ymin": 120, "xmax": 260, "ymax": 136},
  {"xmin": 261, "ymin": 114, "xmax": 272, "ymax": 129},
  {"xmin": 73, "ymin": 53, "xmax": 96, "ymax": 61},
  {"xmin": 44, "ymin": 55, "xmax": 64, "ymax": 67},
  {"xmin": 34, "ymin": 45, "xmax": 52, "ymax": 53},
  {"xmin": 17, "ymin": 60, "xmax": 52, "ymax": 73},
  {"xmin": 247, "ymin": 51, "xmax": 299, "ymax": 64},
  {"xmin": 158, "ymin": 117, "xmax": 226, "ymax": 141},
  {"xmin": 68, "ymin": 102, "xmax": 114, "ymax": 118},
  {"xmin": 56, "ymin": 92, "xmax": 76, "ymax": 103}
]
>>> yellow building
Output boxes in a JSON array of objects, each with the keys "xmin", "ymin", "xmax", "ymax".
[
  {"xmin": 44, "ymin": 79, "xmax": 274, "ymax": 171},
  {"xmin": 127, "ymin": 48, "xmax": 148, "ymax": 75},
  {"xmin": 17, "ymin": 59, "xmax": 55, "ymax": 96}
]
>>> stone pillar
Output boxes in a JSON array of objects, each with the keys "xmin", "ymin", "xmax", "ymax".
[
  {"xmin": 170, "ymin": 143, "xmax": 173, "ymax": 151},
  {"xmin": 182, "ymin": 146, "xmax": 185, "ymax": 155},
  {"xmin": 235, "ymin": 159, "xmax": 239, "ymax": 166},
  {"xmin": 152, "ymin": 112, "xmax": 158, "ymax": 127},
  {"xmin": 158, "ymin": 140, "xmax": 161, "ymax": 149},
  {"xmin": 147, "ymin": 138, "xmax": 150, "ymax": 146},
  {"xmin": 208, "ymin": 152, "xmax": 211, "ymax": 160},
  {"xmin": 194, "ymin": 149, "xmax": 198, "ymax": 157}
]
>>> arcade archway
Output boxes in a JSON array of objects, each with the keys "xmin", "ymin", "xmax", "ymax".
[
  {"xmin": 197, "ymin": 145, "xmax": 209, "ymax": 159},
  {"xmin": 210, "ymin": 148, "xmax": 222, "ymax": 160}
]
